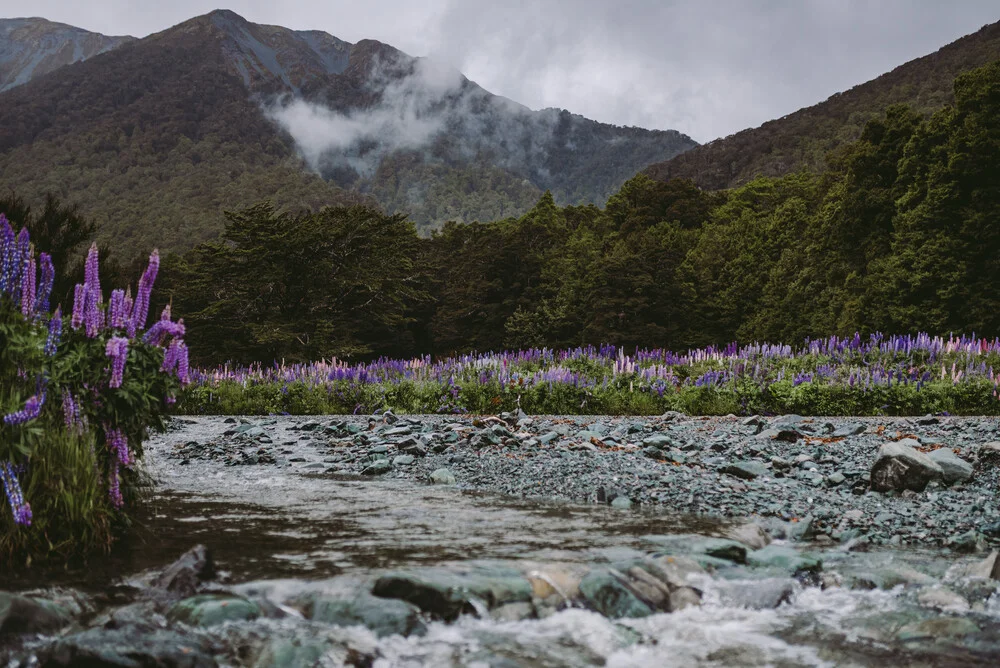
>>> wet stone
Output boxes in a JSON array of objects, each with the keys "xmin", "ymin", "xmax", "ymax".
[
  {"xmin": 361, "ymin": 459, "xmax": 392, "ymax": 475},
  {"xmin": 304, "ymin": 591, "xmax": 426, "ymax": 638},
  {"xmin": 167, "ymin": 594, "xmax": 261, "ymax": 627},
  {"xmin": 429, "ymin": 468, "xmax": 457, "ymax": 484}
]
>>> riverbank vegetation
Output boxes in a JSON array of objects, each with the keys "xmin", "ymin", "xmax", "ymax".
[{"xmin": 0, "ymin": 221, "xmax": 187, "ymax": 565}]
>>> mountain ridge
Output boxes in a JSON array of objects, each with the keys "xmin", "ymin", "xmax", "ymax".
[
  {"xmin": 643, "ymin": 20, "xmax": 1000, "ymax": 189},
  {"xmin": 0, "ymin": 9, "xmax": 697, "ymax": 255}
]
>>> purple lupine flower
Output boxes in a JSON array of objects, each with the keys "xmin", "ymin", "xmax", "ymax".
[
  {"xmin": 3, "ymin": 392, "xmax": 45, "ymax": 425},
  {"xmin": 143, "ymin": 318, "xmax": 185, "ymax": 346},
  {"xmin": 20, "ymin": 252, "xmax": 36, "ymax": 318},
  {"xmin": 105, "ymin": 427, "xmax": 131, "ymax": 467},
  {"xmin": 0, "ymin": 215, "xmax": 15, "ymax": 296},
  {"xmin": 108, "ymin": 462, "xmax": 123, "ymax": 509},
  {"xmin": 62, "ymin": 391, "xmax": 86, "ymax": 434},
  {"xmin": 34, "ymin": 252, "xmax": 54, "ymax": 314},
  {"xmin": 105, "ymin": 336, "xmax": 129, "ymax": 388},
  {"xmin": 12, "ymin": 228, "xmax": 29, "ymax": 308},
  {"xmin": 45, "ymin": 308, "xmax": 62, "ymax": 356},
  {"xmin": 0, "ymin": 462, "xmax": 32, "ymax": 526},
  {"xmin": 83, "ymin": 243, "xmax": 103, "ymax": 338},
  {"xmin": 161, "ymin": 339, "xmax": 190, "ymax": 384},
  {"xmin": 71, "ymin": 283, "xmax": 86, "ymax": 330},
  {"xmin": 128, "ymin": 249, "xmax": 159, "ymax": 337},
  {"xmin": 109, "ymin": 289, "xmax": 127, "ymax": 329}
]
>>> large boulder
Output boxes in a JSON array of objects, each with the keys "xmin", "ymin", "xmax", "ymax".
[
  {"xmin": 870, "ymin": 440, "xmax": 943, "ymax": 492},
  {"xmin": 303, "ymin": 591, "xmax": 425, "ymax": 638},
  {"xmin": 167, "ymin": 594, "xmax": 261, "ymax": 627},
  {"xmin": 927, "ymin": 448, "xmax": 973, "ymax": 484},
  {"xmin": 372, "ymin": 566, "xmax": 532, "ymax": 621},
  {"xmin": 40, "ymin": 626, "xmax": 217, "ymax": 668},
  {"xmin": 0, "ymin": 592, "xmax": 72, "ymax": 636}
]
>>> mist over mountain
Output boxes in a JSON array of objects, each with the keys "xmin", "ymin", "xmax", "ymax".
[{"xmin": 0, "ymin": 9, "xmax": 696, "ymax": 255}]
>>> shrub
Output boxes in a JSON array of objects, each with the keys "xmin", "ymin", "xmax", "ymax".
[{"xmin": 1, "ymin": 217, "xmax": 188, "ymax": 565}]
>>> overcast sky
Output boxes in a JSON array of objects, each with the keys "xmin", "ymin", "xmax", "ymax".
[{"xmin": 1, "ymin": 0, "xmax": 997, "ymax": 141}]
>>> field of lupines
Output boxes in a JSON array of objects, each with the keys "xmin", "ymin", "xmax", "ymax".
[
  {"xmin": 178, "ymin": 333, "xmax": 1000, "ymax": 417},
  {"xmin": 0, "ymin": 215, "xmax": 188, "ymax": 564}
]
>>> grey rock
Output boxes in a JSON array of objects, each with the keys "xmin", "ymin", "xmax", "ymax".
[
  {"xmin": 429, "ymin": 468, "xmax": 457, "ymax": 485},
  {"xmin": 720, "ymin": 460, "xmax": 768, "ymax": 480},
  {"xmin": 611, "ymin": 496, "xmax": 633, "ymax": 510},
  {"xmin": 723, "ymin": 522, "xmax": 771, "ymax": 550},
  {"xmin": 305, "ymin": 591, "xmax": 425, "ymax": 637},
  {"xmin": 897, "ymin": 616, "xmax": 979, "ymax": 642},
  {"xmin": 372, "ymin": 567, "xmax": 532, "ymax": 621},
  {"xmin": 717, "ymin": 578, "xmax": 796, "ymax": 609},
  {"xmin": 167, "ymin": 594, "xmax": 260, "ymax": 627},
  {"xmin": 0, "ymin": 592, "xmax": 72, "ymax": 636},
  {"xmin": 361, "ymin": 459, "xmax": 392, "ymax": 475},
  {"xmin": 747, "ymin": 545, "xmax": 822, "ymax": 577},
  {"xmin": 870, "ymin": 440, "xmax": 944, "ymax": 492},
  {"xmin": 152, "ymin": 545, "xmax": 214, "ymax": 598},
  {"xmin": 392, "ymin": 455, "xmax": 416, "ymax": 466},
  {"xmin": 927, "ymin": 448, "xmax": 973, "ymax": 484},
  {"xmin": 40, "ymin": 626, "xmax": 217, "ymax": 668},
  {"xmin": 578, "ymin": 568, "xmax": 654, "ymax": 619},
  {"xmin": 641, "ymin": 435, "xmax": 673, "ymax": 449}
]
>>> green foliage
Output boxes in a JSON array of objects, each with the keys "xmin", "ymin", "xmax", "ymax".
[{"xmin": 167, "ymin": 203, "xmax": 428, "ymax": 364}]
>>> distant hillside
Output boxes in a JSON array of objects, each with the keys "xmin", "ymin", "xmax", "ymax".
[
  {"xmin": 644, "ymin": 21, "xmax": 1000, "ymax": 190},
  {"xmin": 0, "ymin": 17, "xmax": 132, "ymax": 91},
  {"xmin": 0, "ymin": 10, "xmax": 696, "ymax": 256}
]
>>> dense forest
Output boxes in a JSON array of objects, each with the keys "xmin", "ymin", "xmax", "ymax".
[{"xmin": 8, "ymin": 60, "xmax": 999, "ymax": 366}]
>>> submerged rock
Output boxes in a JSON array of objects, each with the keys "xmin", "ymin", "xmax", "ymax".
[
  {"xmin": 40, "ymin": 626, "xmax": 217, "ymax": 668},
  {"xmin": 167, "ymin": 594, "xmax": 261, "ymax": 627},
  {"xmin": 372, "ymin": 567, "xmax": 532, "ymax": 621},
  {"xmin": 304, "ymin": 591, "xmax": 425, "ymax": 638},
  {"xmin": 578, "ymin": 568, "xmax": 654, "ymax": 619}
]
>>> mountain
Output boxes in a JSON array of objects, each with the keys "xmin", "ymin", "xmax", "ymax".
[
  {"xmin": 644, "ymin": 21, "xmax": 1000, "ymax": 190},
  {"xmin": 0, "ymin": 17, "xmax": 133, "ymax": 91},
  {"xmin": 0, "ymin": 10, "xmax": 697, "ymax": 257}
]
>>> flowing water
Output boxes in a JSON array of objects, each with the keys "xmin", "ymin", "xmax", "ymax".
[{"xmin": 4, "ymin": 417, "xmax": 999, "ymax": 667}]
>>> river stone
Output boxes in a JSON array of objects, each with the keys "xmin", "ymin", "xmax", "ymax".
[
  {"xmin": 870, "ymin": 440, "xmax": 943, "ymax": 492},
  {"xmin": 833, "ymin": 423, "xmax": 865, "ymax": 437},
  {"xmin": 361, "ymin": 459, "xmax": 392, "ymax": 475},
  {"xmin": 978, "ymin": 441, "xmax": 1000, "ymax": 464},
  {"xmin": 305, "ymin": 592, "xmax": 425, "ymax": 638},
  {"xmin": 723, "ymin": 523, "xmax": 771, "ymax": 550},
  {"xmin": 717, "ymin": 578, "xmax": 796, "ymax": 609},
  {"xmin": 917, "ymin": 586, "xmax": 970, "ymax": 612},
  {"xmin": 746, "ymin": 545, "xmax": 822, "ymax": 577},
  {"xmin": 641, "ymin": 435, "xmax": 673, "ymax": 449},
  {"xmin": 610, "ymin": 496, "xmax": 633, "ymax": 510},
  {"xmin": 152, "ymin": 544, "xmax": 215, "ymax": 597},
  {"xmin": 720, "ymin": 460, "xmax": 768, "ymax": 480},
  {"xmin": 392, "ymin": 455, "xmax": 416, "ymax": 466},
  {"xmin": 41, "ymin": 626, "xmax": 216, "ymax": 668},
  {"xmin": 0, "ymin": 592, "xmax": 72, "ymax": 635},
  {"xmin": 491, "ymin": 602, "xmax": 536, "ymax": 622},
  {"xmin": 953, "ymin": 550, "xmax": 1000, "ymax": 580},
  {"xmin": 897, "ymin": 616, "xmax": 980, "ymax": 642},
  {"xmin": 252, "ymin": 632, "xmax": 376, "ymax": 668},
  {"xmin": 372, "ymin": 567, "xmax": 532, "ymax": 621},
  {"xmin": 850, "ymin": 565, "xmax": 936, "ymax": 590},
  {"xmin": 927, "ymin": 448, "xmax": 974, "ymax": 484},
  {"xmin": 429, "ymin": 468, "xmax": 457, "ymax": 484},
  {"xmin": 578, "ymin": 568, "xmax": 654, "ymax": 619},
  {"xmin": 167, "ymin": 594, "xmax": 260, "ymax": 627}
]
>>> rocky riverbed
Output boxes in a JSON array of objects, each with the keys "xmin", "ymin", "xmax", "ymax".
[
  {"xmin": 2, "ymin": 412, "xmax": 1000, "ymax": 666},
  {"xmin": 167, "ymin": 412, "xmax": 1000, "ymax": 549}
]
